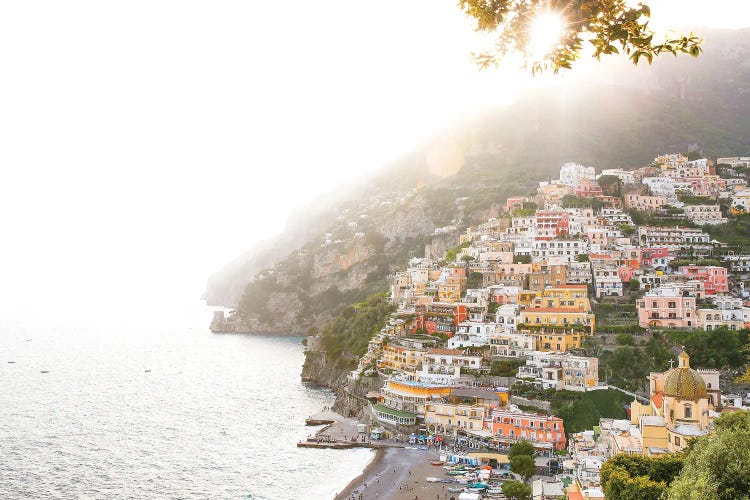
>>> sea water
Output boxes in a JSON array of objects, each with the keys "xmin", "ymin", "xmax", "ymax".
[{"xmin": 0, "ymin": 302, "xmax": 372, "ymax": 499}]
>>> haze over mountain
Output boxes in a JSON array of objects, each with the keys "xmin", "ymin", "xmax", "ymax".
[{"xmin": 206, "ymin": 27, "xmax": 750, "ymax": 332}]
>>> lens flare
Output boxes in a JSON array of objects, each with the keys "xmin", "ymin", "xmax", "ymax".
[{"xmin": 528, "ymin": 12, "xmax": 564, "ymax": 60}]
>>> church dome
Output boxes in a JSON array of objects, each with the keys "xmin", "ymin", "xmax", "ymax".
[{"xmin": 663, "ymin": 351, "xmax": 707, "ymax": 401}]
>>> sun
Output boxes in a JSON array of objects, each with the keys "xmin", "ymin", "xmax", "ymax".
[{"xmin": 528, "ymin": 11, "xmax": 564, "ymax": 60}]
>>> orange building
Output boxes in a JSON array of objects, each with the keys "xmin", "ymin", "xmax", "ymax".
[{"xmin": 488, "ymin": 407, "xmax": 566, "ymax": 450}]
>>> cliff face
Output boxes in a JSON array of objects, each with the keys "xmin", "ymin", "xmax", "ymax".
[{"xmin": 300, "ymin": 349, "xmax": 383, "ymax": 420}]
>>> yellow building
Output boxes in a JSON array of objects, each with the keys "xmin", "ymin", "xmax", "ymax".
[
  {"xmin": 378, "ymin": 345, "xmax": 425, "ymax": 373},
  {"xmin": 630, "ymin": 352, "xmax": 716, "ymax": 455},
  {"xmin": 424, "ymin": 401, "xmax": 486, "ymax": 435},
  {"xmin": 537, "ymin": 332, "xmax": 584, "ymax": 352},
  {"xmin": 438, "ymin": 281, "xmax": 462, "ymax": 303},
  {"xmin": 424, "ymin": 387, "xmax": 508, "ymax": 435},
  {"xmin": 518, "ymin": 308, "xmax": 595, "ymax": 334},
  {"xmin": 518, "ymin": 290, "xmax": 542, "ymax": 307},
  {"xmin": 532, "ymin": 294, "xmax": 591, "ymax": 311},
  {"xmin": 541, "ymin": 284, "xmax": 590, "ymax": 300},
  {"xmin": 377, "ymin": 379, "xmax": 453, "ymax": 427}
]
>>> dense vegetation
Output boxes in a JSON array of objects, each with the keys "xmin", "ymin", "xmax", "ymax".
[
  {"xmin": 601, "ymin": 453, "xmax": 685, "ymax": 499},
  {"xmin": 511, "ymin": 385, "xmax": 628, "ymax": 434},
  {"xmin": 320, "ymin": 293, "xmax": 396, "ymax": 369}
]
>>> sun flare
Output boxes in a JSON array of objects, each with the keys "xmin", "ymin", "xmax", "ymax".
[{"xmin": 528, "ymin": 11, "xmax": 564, "ymax": 60}]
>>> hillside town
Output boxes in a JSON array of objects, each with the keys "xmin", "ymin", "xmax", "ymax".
[{"xmin": 308, "ymin": 154, "xmax": 750, "ymax": 499}]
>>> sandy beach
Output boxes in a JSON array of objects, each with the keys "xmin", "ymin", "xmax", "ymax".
[{"xmin": 334, "ymin": 446, "xmax": 460, "ymax": 500}]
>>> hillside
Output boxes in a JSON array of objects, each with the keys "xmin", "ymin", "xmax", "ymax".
[{"xmin": 207, "ymin": 27, "xmax": 750, "ymax": 333}]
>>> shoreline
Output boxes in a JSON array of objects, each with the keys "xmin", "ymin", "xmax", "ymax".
[
  {"xmin": 332, "ymin": 446, "xmax": 445, "ymax": 500},
  {"xmin": 334, "ymin": 448, "xmax": 384, "ymax": 500}
]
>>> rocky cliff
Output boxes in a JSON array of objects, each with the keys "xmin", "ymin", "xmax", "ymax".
[{"xmin": 301, "ymin": 347, "xmax": 383, "ymax": 420}]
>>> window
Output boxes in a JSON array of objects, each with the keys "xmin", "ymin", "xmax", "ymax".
[{"xmin": 684, "ymin": 405, "xmax": 692, "ymax": 419}]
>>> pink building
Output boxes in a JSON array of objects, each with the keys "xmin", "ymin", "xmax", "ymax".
[
  {"xmin": 677, "ymin": 266, "xmax": 729, "ymax": 295},
  {"xmin": 637, "ymin": 287, "xmax": 697, "ymax": 328},
  {"xmin": 624, "ymin": 194, "xmax": 666, "ymax": 211},
  {"xmin": 573, "ymin": 179, "xmax": 603, "ymax": 198},
  {"xmin": 535, "ymin": 211, "xmax": 570, "ymax": 240},
  {"xmin": 641, "ymin": 247, "xmax": 671, "ymax": 268}
]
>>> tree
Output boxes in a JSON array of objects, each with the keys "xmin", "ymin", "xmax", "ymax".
[
  {"xmin": 619, "ymin": 224, "xmax": 637, "ymax": 237},
  {"xmin": 598, "ymin": 175, "xmax": 622, "ymax": 197},
  {"xmin": 616, "ymin": 333, "xmax": 636, "ymax": 346},
  {"xmin": 459, "ymin": 0, "xmax": 702, "ymax": 74},
  {"xmin": 509, "ymin": 440, "xmax": 535, "ymax": 458},
  {"xmin": 601, "ymin": 453, "xmax": 683, "ymax": 499},
  {"xmin": 576, "ymin": 253, "xmax": 590, "ymax": 262},
  {"xmin": 668, "ymin": 411, "xmax": 750, "ymax": 499},
  {"xmin": 510, "ymin": 454, "xmax": 536, "ymax": 482},
  {"xmin": 503, "ymin": 480, "xmax": 532, "ymax": 500},
  {"xmin": 514, "ymin": 254, "xmax": 532, "ymax": 264}
]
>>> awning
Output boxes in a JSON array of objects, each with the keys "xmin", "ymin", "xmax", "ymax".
[
  {"xmin": 465, "ymin": 429, "xmax": 494, "ymax": 438},
  {"xmin": 373, "ymin": 404, "xmax": 416, "ymax": 419},
  {"xmin": 466, "ymin": 452, "xmax": 509, "ymax": 464}
]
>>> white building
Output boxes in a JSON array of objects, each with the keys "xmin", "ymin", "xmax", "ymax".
[
  {"xmin": 638, "ymin": 226, "xmax": 710, "ymax": 249},
  {"xmin": 598, "ymin": 208, "xmax": 634, "ymax": 226},
  {"xmin": 517, "ymin": 351, "xmax": 599, "ymax": 392},
  {"xmin": 560, "ymin": 162, "xmax": 596, "ymax": 187},
  {"xmin": 449, "ymin": 321, "xmax": 498, "ymax": 349},
  {"xmin": 643, "ymin": 177, "xmax": 679, "ymax": 198},
  {"xmin": 495, "ymin": 303, "xmax": 520, "ymax": 332},
  {"xmin": 419, "ymin": 349, "xmax": 486, "ymax": 381},
  {"xmin": 599, "ymin": 168, "xmax": 635, "ymax": 184},
  {"xmin": 566, "ymin": 261, "xmax": 593, "ymax": 285},
  {"xmin": 732, "ymin": 189, "xmax": 750, "ymax": 212},
  {"xmin": 683, "ymin": 205, "xmax": 727, "ymax": 226},
  {"xmin": 592, "ymin": 265, "xmax": 623, "ymax": 298},
  {"xmin": 489, "ymin": 331, "xmax": 537, "ymax": 358},
  {"xmin": 531, "ymin": 239, "xmax": 588, "ymax": 263}
]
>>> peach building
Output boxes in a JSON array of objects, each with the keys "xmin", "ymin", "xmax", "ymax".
[{"xmin": 636, "ymin": 287, "xmax": 697, "ymax": 328}]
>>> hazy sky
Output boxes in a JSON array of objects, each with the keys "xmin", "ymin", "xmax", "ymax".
[{"xmin": 0, "ymin": 1, "xmax": 748, "ymax": 322}]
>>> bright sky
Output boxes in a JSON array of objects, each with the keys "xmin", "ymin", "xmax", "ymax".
[{"xmin": 0, "ymin": 1, "xmax": 747, "ymax": 323}]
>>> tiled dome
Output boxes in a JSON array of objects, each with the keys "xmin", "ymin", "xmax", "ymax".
[{"xmin": 663, "ymin": 351, "xmax": 707, "ymax": 401}]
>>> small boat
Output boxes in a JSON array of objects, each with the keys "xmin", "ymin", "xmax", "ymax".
[
  {"xmin": 431, "ymin": 461, "xmax": 445, "ymax": 466},
  {"xmin": 447, "ymin": 486, "xmax": 463, "ymax": 493},
  {"xmin": 40, "ymin": 370, "xmax": 49, "ymax": 374},
  {"xmin": 447, "ymin": 470, "xmax": 467, "ymax": 476},
  {"xmin": 8, "ymin": 361, "xmax": 15, "ymax": 364},
  {"xmin": 426, "ymin": 477, "xmax": 441, "ymax": 483},
  {"xmin": 144, "ymin": 369, "xmax": 151, "ymax": 373}
]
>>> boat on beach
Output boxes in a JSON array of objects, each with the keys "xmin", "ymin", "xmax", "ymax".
[{"xmin": 431, "ymin": 460, "xmax": 445, "ymax": 466}]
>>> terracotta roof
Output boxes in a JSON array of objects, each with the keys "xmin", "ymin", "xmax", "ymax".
[
  {"xmin": 554, "ymin": 285, "xmax": 587, "ymax": 289},
  {"xmin": 567, "ymin": 490, "xmax": 585, "ymax": 500},
  {"xmin": 651, "ymin": 392, "xmax": 664, "ymax": 409}
]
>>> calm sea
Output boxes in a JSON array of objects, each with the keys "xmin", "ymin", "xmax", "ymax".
[{"xmin": 0, "ymin": 302, "xmax": 372, "ymax": 499}]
